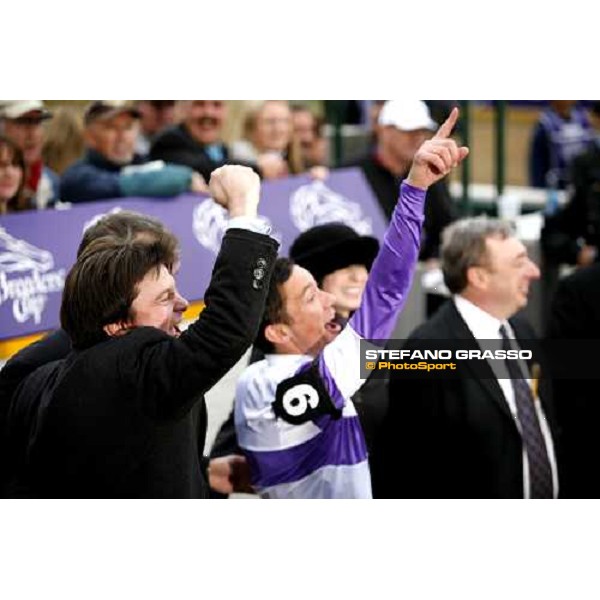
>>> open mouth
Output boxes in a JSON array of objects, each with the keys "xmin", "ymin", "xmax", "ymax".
[
  {"xmin": 198, "ymin": 118, "xmax": 218, "ymax": 129},
  {"xmin": 324, "ymin": 314, "xmax": 347, "ymax": 336}
]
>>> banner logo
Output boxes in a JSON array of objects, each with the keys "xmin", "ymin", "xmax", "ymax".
[
  {"xmin": 0, "ymin": 227, "xmax": 65, "ymax": 325},
  {"xmin": 289, "ymin": 181, "xmax": 373, "ymax": 234},
  {"xmin": 192, "ymin": 198, "xmax": 277, "ymax": 254}
]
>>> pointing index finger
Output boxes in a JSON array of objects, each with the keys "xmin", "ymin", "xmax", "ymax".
[{"xmin": 433, "ymin": 106, "xmax": 459, "ymax": 140}]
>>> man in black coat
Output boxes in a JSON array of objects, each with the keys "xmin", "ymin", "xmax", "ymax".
[
  {"xmin": 0, "ymin": 212, "xmax": 179, "ymax": 412},
  {"xmin": 4, "ymin": 166, "xmax": 279, "ymax": 498},
  {"xmin": 0, "ymin": 212, "xmax": 181, "ymax": 496},
  {"xmin": 547, "ymin": 263, "xmax": 600, "ymax": 497},
  {"xmin": 150, "ymin": 101, "xmax": 238, "ymax": 184},
  {"xmin": 378, "ymin": 217, "xmax": 560, "ymax": 498}
]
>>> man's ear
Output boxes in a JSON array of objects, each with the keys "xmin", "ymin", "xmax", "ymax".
[
  {"xmin": 103, "ymin": 321, "xmax": 133, "ymax": 338},
  {"xmin": 466, "ymin": 266, "xmax": 487, "ymax": 290},
  {"xmin": 264, "ymin": 323, "xmax": 289, "ymax": 346}
]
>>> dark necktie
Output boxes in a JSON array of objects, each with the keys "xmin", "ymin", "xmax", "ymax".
[{"xmin": 499, "ymin": 325, "xmax": 553, "ymax": 499}]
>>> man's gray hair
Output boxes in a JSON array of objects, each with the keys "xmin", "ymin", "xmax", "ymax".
[{"xmin": 441, "ymin": 217, "xmax": 515, "ymax": 294}]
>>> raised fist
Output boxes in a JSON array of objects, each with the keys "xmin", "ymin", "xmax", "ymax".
[
  {"xmin": 209, "ymin": 165, "xmax": 260, "ymax": 218},
  {"xmin": 406, "ymin": 107, "xmax": 469, "ymax": 191}
]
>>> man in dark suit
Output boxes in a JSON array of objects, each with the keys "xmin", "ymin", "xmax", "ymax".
[
  {"xmin": 4, "ymin": 166, "xmax": 279, "ymax": 498},
  {"xmin": 379, "ymin": 217, "xmax": 559, "ymax": 498},
  {"xmin": 547, "ymin": 263, "xmax": 600, "ymax": 497}
]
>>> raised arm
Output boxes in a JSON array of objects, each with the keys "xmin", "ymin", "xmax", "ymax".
[
  {"xmin": 318, "ymin": 108, "xmax": 469, "ymax": 405},
  {"xmin": 129, "ymin": 166, "xmax": 278, "ymax": 417}
]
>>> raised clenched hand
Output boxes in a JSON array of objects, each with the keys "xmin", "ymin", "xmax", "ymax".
[{"xmin": 209, "ymin": 165, "xmax": 260, "ymax": 218}]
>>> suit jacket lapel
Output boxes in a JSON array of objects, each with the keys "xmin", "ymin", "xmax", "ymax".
[{"xmin": 445, "ymin": 302, "xmax": 516, "ymax": 424}]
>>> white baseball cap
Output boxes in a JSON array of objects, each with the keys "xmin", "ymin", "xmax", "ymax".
[
  {"xmin": 0, "ymin": 100, "xmax": 52, "ymax": 120},
  {"xmin": 378, "ymin": 100, "xmax": 437, "ymax": 132}
]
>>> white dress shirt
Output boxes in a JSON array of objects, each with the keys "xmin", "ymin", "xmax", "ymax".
[{"xmin": 454, "ymin": 295, "xmax": 559, "ymax": 498}]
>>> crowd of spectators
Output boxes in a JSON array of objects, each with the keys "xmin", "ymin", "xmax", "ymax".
[
  {"xmin": 0, "ymin": 100, "xmax": 330, "ymax": 212},
  {"xmin": 5, "ymin": 99, "xmax": 598, "ymax": 244}
]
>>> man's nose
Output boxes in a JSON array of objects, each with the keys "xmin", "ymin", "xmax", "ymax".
[
  {"xmin": 322, "ymin": 290, "xmax": 336, "ymax": 307},
  {"xmin": 205, "ymin": 106, "xmax": 218, "ymax": 118},
  {"xmin": 348, "ymin": 266, "xmax": 364, "ymax": 282},
  {"xmin": 175, "ymin": 292, "xmax": 189, "ymax": 312},
  {"xmin": 527, "ymin": 259, "xmax": 541, "ymax": 280},
  {"xmin": 23, "ymin": 124, "xmax": 38, "ymax": 140}
]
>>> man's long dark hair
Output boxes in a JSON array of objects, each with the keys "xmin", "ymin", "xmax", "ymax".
[
  {"xmin": 77, "ymin": 210, "xmax": 179, "ymax": 260},
  {"xmin": 61, "ymin": 234, "xmax": 175, "ymax": 349}
]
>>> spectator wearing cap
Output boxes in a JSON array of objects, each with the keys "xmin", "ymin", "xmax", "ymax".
[
  {"xmin": 0, "ymin": 100, "xmax": 59, "ymax": 209},
  {"xmin": 135, "ymin": 101, "xmax": 177, "ymax": 157},
  {"xmin": 150, "ymin": 101, "xmax": 238, "ymax": 184},
  {"xmin": 347, "ymin": 100, "xmax": 457, "ymax": 261},
  {"xmin": 60, "ymin": 101, "xmax": 206, "ymax": 204}
]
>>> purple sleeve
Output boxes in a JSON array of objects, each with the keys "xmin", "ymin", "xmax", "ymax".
[
  {"xmin": 308, "ymin": 180, "xmax": 426, "ymax": 411},
  {"xmin": 349, "ymin": 180, "xmax": 425, "ymax": 340}
]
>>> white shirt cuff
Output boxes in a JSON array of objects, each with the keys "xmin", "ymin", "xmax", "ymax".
[{"xmin": 227, "ymin": 216, "xmax": 272, "ymax": 236}]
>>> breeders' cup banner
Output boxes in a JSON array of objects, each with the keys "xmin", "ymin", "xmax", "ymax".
[{"xmin": 0, "ymin": 169, "xmax": 386, "ymax": 341}]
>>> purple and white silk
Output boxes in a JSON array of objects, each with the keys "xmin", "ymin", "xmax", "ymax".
[{"xmin": 235, "ymin": 182, "xmax": 426, "ymax": 498}]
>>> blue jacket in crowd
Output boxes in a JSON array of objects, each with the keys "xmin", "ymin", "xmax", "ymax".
[{"xmin": 60, "ymin": 149, "xmax": 195, "ymax": 204}]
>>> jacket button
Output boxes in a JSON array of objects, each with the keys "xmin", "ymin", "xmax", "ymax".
[
  {"xmin": 256, "ymin": 258, "xmax": 267, "ymax": 268},
  {"xmin": 254, "ymin": 268, "xmax": 265, "ymax": 280},
  {"xmin": 253, "ymin": 280, "xmax": 263, "ymax": 290}
]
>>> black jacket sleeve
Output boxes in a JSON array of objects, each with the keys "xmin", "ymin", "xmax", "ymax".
[{"xmin": 117, "ymin": 229, "xmax": 279, "ymax": 419}]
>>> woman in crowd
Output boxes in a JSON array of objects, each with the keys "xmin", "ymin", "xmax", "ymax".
[
  {"xmin": 232, "ymin": 100, "xmax": 305, "ymax": 179},
  {"xmin": 42, "ymin": 106, "xmax": 85, "ymax": 175},
  {"xmin": 0, "ymin": 135, "xmax": 27, "ymax": 214}
]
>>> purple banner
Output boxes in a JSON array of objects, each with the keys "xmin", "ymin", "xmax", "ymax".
[{"xmin": 0, "ymin": 168, "xmax": 387, "ymax": 341}]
